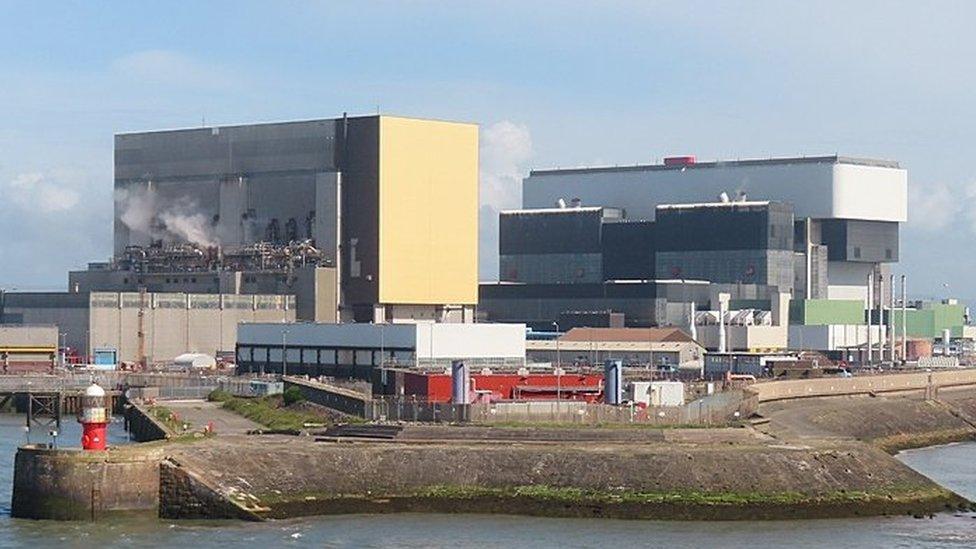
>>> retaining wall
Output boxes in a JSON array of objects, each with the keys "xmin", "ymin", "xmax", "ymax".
[
  {"xmin": 752, "ymin": 369, "xmax": 976, "ymax": 403},
  {"xmin": 285, "ymin": 377, "xmax": 368, "ymax": 417},
  {"xmin": 123, "ymin": 398, "xmax": 174, "ymax": 442}
]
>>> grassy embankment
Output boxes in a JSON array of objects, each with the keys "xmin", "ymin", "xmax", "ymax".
[
  {"xmin": 208, "ymin": 389, "xmax": 327, "ymax": 431},
  {"xmin": 147, "ymin": 405, "xmax": 187, "ymax": 433}
]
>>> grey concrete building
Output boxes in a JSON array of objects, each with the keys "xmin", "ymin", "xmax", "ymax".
[
  {"xmin": 0, "ymin": 291, "xmax": 294, "ymax": 366},
  {"xmin": 71, "ymin": 114, "xmax": 479, "ymax": 324}
]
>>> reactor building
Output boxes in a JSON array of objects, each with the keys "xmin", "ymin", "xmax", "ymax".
[
  {"xmin": 480, "ymin": 155, "xmax": 907, "ymax": 352},
  {"xmin": 70, "ymin": 114, "xmax": 479, "ymax": 324}
]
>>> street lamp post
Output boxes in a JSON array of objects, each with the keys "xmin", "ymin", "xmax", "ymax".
[
  {"xmin": 281, "ymin": 329, "xmax": 288, "ymax": 379},
  {"xmin": 59, "ymin": 332, "xmax": 67, "ymax": 369},
  {"xmin": 552, "ymin": 321, "xmax": 561, "ymax": 403}
]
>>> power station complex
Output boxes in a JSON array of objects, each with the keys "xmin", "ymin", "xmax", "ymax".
[
  {"xmin": 0, "ymin": 114, "xmax": 485, "ymax": 366},
  {"xmin": 76, "ymin": 114, "xmax": 478, "ymax": 324},
  {"xmin": 479, "ymin": 154, "xmax": 960, "ymax": 359},
  {"xmin": 0, "ymin": 113, "xmax": 970, "ymax": 378}
]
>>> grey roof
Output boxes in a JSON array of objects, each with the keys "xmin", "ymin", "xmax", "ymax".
[{"xmin": 530, "ymin": 155, "xmax": 900, "ymax": 177}]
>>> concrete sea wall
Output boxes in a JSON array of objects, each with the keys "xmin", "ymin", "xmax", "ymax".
[
  {"xmin": 11, "ymin": 445, "xmax": 163, "ymax": 520},
  {"xmin": 752, "ymin": 369, "xmax": 976, "ymax": 402},
  {"xmin": 759, "ymin": 387, "xmax": 976, "ymax": 452},
  {"xmin": 166, "ymin": 434, "xmax": 970, "ymax": 521},
  {"xmin": 158, "ymin": 458, "xmax": 263, "ymax": 520}
]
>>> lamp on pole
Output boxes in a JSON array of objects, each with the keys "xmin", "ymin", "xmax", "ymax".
[
  {"xmin": 281, "ymin": 329, "xmax": 288, "ymax": 379},
  {"xmin": 552, "ymin": 321, "xmax": 561, "ymax": 402},
  {"xmin": 59, "ymin": 332, "xmax": 67, "ymax": 369}
]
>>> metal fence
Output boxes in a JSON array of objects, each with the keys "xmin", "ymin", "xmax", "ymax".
[
  {"xmin": 364, "ymin": 389, "xmax": 756, "ymax": 425},
  {"xmin": 126, "ymin": 385, "xmax": 218, "ymax": 401}
]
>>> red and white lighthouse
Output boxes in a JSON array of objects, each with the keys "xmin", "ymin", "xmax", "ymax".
[{"xmin": 79, "ymin": 382, "xmax": 110, "ymax": 451}]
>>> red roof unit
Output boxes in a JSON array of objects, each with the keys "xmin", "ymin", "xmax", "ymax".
[{"xmin": 664, "ymin": 155, "xmax": 696, "ymax": 166}]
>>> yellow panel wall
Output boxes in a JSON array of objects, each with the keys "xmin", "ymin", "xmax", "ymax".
[{"xmin": 378, "ymin": 116, "xmax": 478, "ymax": 305}]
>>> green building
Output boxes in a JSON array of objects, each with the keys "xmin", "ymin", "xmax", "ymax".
[{"xmin": 790, "ymin": 299, "xmax": 865, "ymax": 326}]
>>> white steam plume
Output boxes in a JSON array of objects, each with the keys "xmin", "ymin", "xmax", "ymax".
[
  {"xmin": 479, "ymin": 121, "xmax": 533, "ymax": 280},
  {"xmin": 115, "ymin": 185, "xmax": 217, "ymax": 247}
]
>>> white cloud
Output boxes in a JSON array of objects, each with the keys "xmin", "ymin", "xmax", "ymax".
[
  {"xmin": 112, "ymin": 49, "xmax": 235, "ymax": 89},
  {"xmin": 4, "ymin": 171, "xmax": 82, "ymax": 213},
  {"xmin": 480, "ymin": 120, "xmax": 532, "ymax": 211},
  {"xmin": 0, "ymin": 167, "xmax": 111, "ymax": 288},
  {"xmin": 479, "ymin": 121, "xmax": 533, "ymax": 280},
  {"xmin": 908, "ymin": 180, "xmax": 976, "ymax": 233}
]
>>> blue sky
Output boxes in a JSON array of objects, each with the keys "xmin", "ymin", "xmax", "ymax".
[{"xmin": 1, "ymin": 1, "xmax": 974, "ymax": 298}]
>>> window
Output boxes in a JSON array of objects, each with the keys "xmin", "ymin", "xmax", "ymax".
[
  {"xmin": 853, "ymin": 246, "xmax": 861, "ymax": 259},
  {"xmin": 885, "ymin": 249, "xmax": 892, "ymax": 259}
]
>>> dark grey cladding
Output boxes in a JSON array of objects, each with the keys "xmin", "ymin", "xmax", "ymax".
[
  {"xmin": 499, "ymin": 208, "xmax": 609, "ymax": 255},
  {"xmin": 115, "ymin": 119, "xmax": 339, "ymax": 181},
  {"xmin": 819, "ymin": 219, "xmax": 899, "ymax": 263},
  {"xmin": 601, "ymin": 221, "xmax": 655, "ymax": 281},
  {"xmin": 654, "ymin": 202, "xmax": 794, "ymax": 252}
]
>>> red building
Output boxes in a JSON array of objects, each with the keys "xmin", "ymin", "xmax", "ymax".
[{"xmin": 384, "ymin": 369, "xmax": 605, "ymax": 403}]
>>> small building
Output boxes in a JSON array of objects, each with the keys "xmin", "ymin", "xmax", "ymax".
[
  {"xmin": 704, "ymin": 351, "xmax": 802, "ymax": 379},
  {"xmin": 525, "ymin": 327, "xmax": 704, "ymax": 372},
  {"xmin": 236, "ymin": 322, "xmax": 526, "ymax": 380},
  {"xmin": 788, "ymin": 324, "xmax": 886, "ymax": 359},
  {"xmin": 0, "ymin": 324, "xmax": 58, "ymax": 374},
  {"xmin": 629, "ymin": 381, "xmax": 685, "ymax": 407}
]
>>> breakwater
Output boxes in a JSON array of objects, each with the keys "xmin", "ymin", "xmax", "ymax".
[
  {"xmin": 162, "ymin": 432, "xmax": 966, "ymax": 521},
  {"xmin": 10, "ymin": 372, "xmax": 976, "ymax": 522}
]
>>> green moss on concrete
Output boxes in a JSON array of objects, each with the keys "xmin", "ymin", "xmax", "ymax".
[
  {"xmin": 253, "ymin": 483, "xmax": 968, "ymax": 521},
  {"xmin": 472, "ymin": 421, "xmax": 746, "ymax": 430},
  {"xmin": 874, "ymin": 428, "xmax": 976, "ymax": 454}
]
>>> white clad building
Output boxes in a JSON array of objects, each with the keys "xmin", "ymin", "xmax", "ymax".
[{"xmin": 236, "ymin": 322, "xmax": 526, "ymax": 379}]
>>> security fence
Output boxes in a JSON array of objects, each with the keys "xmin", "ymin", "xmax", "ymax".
[{"xmin": 363, "ymin": 389, "xmax": 756, "ymax": 425}]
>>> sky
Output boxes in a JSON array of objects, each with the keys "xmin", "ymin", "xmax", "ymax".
[{"xmin": 1, "ymin": 1, "xmax": 974, "ymax": 298}]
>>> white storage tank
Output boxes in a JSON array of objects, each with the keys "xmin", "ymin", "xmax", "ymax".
[{"xmin": 173, "ymin": 353, "xmax": 217, "ymax": 370}]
